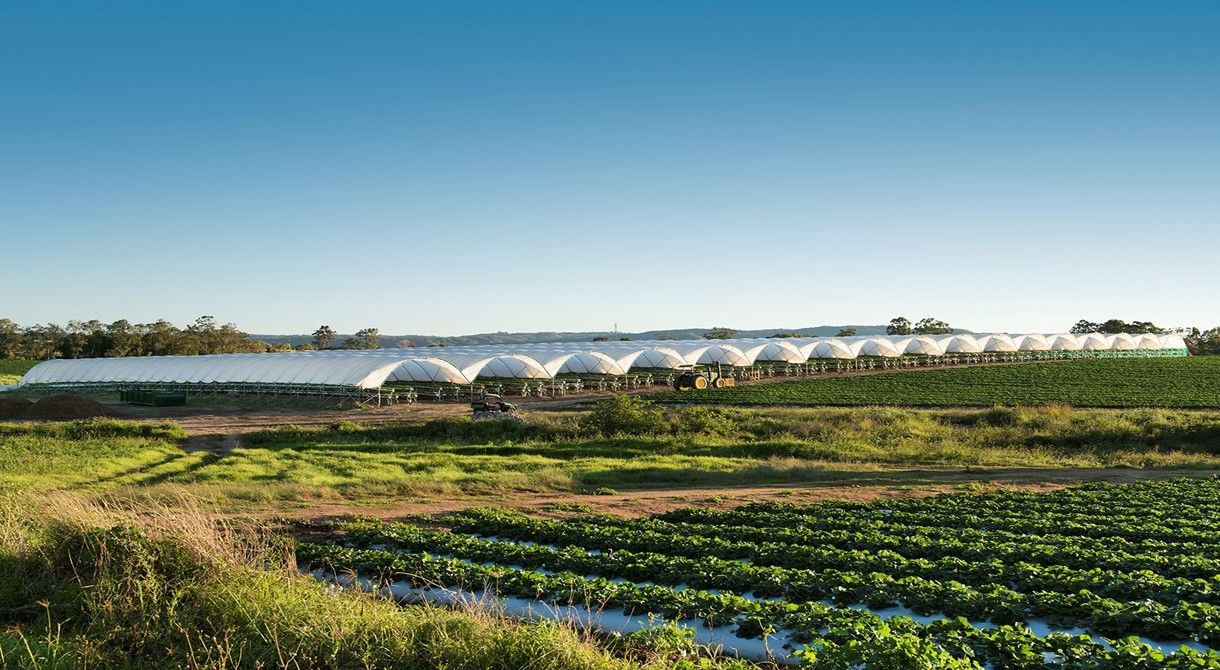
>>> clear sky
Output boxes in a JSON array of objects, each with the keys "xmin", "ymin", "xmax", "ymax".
[{"xmin": 3, "ymin": 1, "xmax": 1217, "ymax": 336}]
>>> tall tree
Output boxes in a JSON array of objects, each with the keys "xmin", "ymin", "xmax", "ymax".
[
  {"xmin": 886, "ymin": 317, "xmax": 912, "ymax": 336},
  {"xmin": 914, "ymin": 317, "xmax": 953, "ymax": 335},
  {"xmin": 311, "ymin": 325, "xmax": 337, "ymax": 350},
  {"xmin": 105, "ymin": 320, "xmax": 138, "ymax": 357},
  {"xmin": 0, "ymin": 319, "xmax": 22, "ymax": 358},
  {"xmin": 836, "ymin": 328, "xmax": 857, "ymax": 337},
  {"xmin": 21, "ymin": 323, "xmax": 65, "ymax": 360},
  {"xmin": 342, "ymin": 328, "xmax": 381, "ymax": 349},
  {"xmin": 1185, "ymin": 327, "xmax": 1220, "ymax": 355},
  {"xmin": 1070, "ymin": 320, "xmax": 1100, "ymax": 334}
]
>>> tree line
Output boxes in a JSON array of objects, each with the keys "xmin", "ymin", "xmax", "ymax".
[
  {"xmin": 4, "ymin": 315, "xmax": 1218, "ymax": 361},
  {"xmin": 0, "ymin": 318, "xmax": 390, "ymax": 360}
]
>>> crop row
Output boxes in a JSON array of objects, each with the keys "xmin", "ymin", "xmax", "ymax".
[
  {"xmin": 297, "ymin": 543, "xmax": 1220, "ymax": 669},
  {"xmin": 656, "ymin": 480, "xmax": 1220, "ymax": 544},
  {"xmin": 448, "ymin": 511, "xmax": 1220, "ymax": 583},
  {"xmin": 650, "ymin": 358, "xmax": 1220, "ymax": 408},
  {"xmin": 331, "ymin": 521, "xmax": 1220, "ymax": 644}
]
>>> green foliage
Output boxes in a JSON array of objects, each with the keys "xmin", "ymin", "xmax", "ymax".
[
  {"xmin": 341, "ymin": 327, "xmax": 381, "ymax": 350},
  {"xmin": 1, "ymin": 496, "xmax": 655, "ymax": 670},
  {"xmin": 1186, "ymin": 327, "xmax": 1220, "ymax": 356},
  {"xmin": 311, "ymin": 324, "xmax": 337, "ymax": 350},
  {"xmin": 701, "ymin": 327, "xmax": 738, "ymax": 340},
  {"xmin": 1072, "ymin": 318, "xmax": 1165, "ymax": 334},
  {"xmin": 584, "ymin": 395, "xmax": 667, "ymax": 436},
  {"xmin": 0, "ymin": 420, "xmax": 189, "ymax": 490},
  {"xmin": 886, "ymin": 317, "xmax": 912, "ymax": 335},
  {"xmin": 913, "ymin": 317, "xmax": 953, "ymax": 335},
  {"xmin": 675, "ymin": 406, "xmax": 738, "ymax": 436},
  {"xmin": 0, "ymin": 359, "xmax": 38, "ymax": 385},
  {"xmin": 652, "ymin": 358, "xmax": 1220, "ymax": 409},
  {"xmin": 312, "ymin": 478, "xmax": 1220, "ymax": 668},
  {"xmin": 11, "ymin": 407, "xmax": 1220, "ymax": 504},
  {"xmin": 0, "ymin": 317, "xmax": 268, "ymax": 360}
]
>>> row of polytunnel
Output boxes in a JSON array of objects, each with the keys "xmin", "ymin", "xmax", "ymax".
[{"xmin": 17, "ymin": 333, "xmax": 1189, "ymax": 390}]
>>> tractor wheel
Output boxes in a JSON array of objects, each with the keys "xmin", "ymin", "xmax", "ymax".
[{"xmin": 693, "ymin": 375, "xmax": 708, "ymax": 389}]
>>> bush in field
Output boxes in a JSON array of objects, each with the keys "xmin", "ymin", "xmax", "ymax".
[
  {"xmin": 584, "ymin": 395, "xmax": 666, "ymax": 436},
  {"xmin": 675, "ymin": 406, "xmax": 738, "ymax": 436}
]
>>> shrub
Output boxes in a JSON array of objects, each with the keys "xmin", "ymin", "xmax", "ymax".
[
  {"xmin": 583, "ymin": 396, "xmax": 666, "ymax": 437},
  {"xmin": 675, "ymin": 406, "xmax": 737, "ymax": 436}
]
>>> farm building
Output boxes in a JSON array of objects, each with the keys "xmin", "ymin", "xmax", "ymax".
[{"xmin": 15, "ymin": 333, "xmax": 1189, "ymax": 401}]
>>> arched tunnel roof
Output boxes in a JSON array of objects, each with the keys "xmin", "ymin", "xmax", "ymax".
[{"xmin": 18, "ymin": 333, "xmax": 1185, "ymax": 389}]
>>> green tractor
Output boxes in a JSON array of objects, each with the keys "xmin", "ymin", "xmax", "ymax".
[{"xmin": 672, "ymin": 363, "xmax": 736, "ymax": 391}]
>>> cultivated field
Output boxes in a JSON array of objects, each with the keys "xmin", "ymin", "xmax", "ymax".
[
  {"xmin": 304, "ymin": 478, "xmax": 1220, "ymax": 667},
  {"xmin": 652, "ymin": 357, "xmax": 1220, "ymax": 408},
  {"xmin": 3, "ymin": 356, "xmax": 1220, "ymax": 667}
]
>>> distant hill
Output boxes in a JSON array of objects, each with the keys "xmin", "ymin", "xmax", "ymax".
[{"xmin": 254, "ymin": 325, "xmax": 897, "ymax": 349}]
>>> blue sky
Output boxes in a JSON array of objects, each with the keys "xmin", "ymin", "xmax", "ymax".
[{"xmin": 3, "ymin": 2, "xmax": 1217, "ymax": 336}]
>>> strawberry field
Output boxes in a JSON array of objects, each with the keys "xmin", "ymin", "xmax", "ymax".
[
  {"xmin": 300, "ymin": 477, "xmax": 1220, "ymax": 668},
  {"xmin": 651, "ymin": 357, "xmax": 1220, "ymax": 409}
]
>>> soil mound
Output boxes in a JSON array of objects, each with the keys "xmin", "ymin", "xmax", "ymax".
[
  {"xmin": 0, "ymin": 396, "xmax": 35, "ymax": 419},
  {"xmin": 20, "ymin": 395, "xmax": 126, "ymax": 421}
]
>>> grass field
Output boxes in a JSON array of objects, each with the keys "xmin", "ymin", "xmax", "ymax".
[
  {"xmin": 650, "ymin": 357, "xmax": 1220, "ymax": 408},
  {"xmin": 5, "ymin": 405, "xmax": 1220, "ymax": 504},
  {"xmin": 0, "ymin": 359, "xmax": 37, "ymax": 386}
]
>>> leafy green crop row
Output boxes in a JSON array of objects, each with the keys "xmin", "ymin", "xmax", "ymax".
[
  {"xmin": 649, "ymin": 358, "xmax": 1220, "ymax": 408},
  {"xmin": 300, "ymin": 478, "xmax": 1220, "ymax": 668}
]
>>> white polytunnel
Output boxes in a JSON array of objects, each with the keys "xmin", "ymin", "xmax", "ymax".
[
  {"xmin": 616, "ymin": 347, "xmax": 687, "ymax": 370},
  {"xmin": 857, "ymin": 337, "xmax": 902, "ymax": 358},
  {"xmin": 807, "ymin": 339, "xmax": 856, "ymax": 359},
  {"xmin": 557, "ymin": 352, "xmax": 628, "ymax": 376},
  {"xmin": 939, "ymin": 334, "xmax": 983, "ymax": 354},
  {"xmin": 1048, "ymin": 334, "xmax": 1082, "ymax": 351},
  {"xmin": 1079, "ymin": 333, "xmax": 1111, "ymax": 351},
  {"xmin": 698, "ymin": 345, "xmax": 752, "ymax": 366},
  {"xmin": 732, "ymin": 338, "xmax": 808, "ymax": 364},
  {"xmin": 980, "ymin": 334, "xmax": 1018, "ymax": 352},
  {"xmin": 1160, "ymin": 333, "xmax": 1189, "ymax": 349},
  {"xmin": 385, "ymin": 358, "xmax": 470, "ymax": 385},
  {"xmin": 903, "ymin": 336, "xmax": 946, "ymax": 356},
  {"xmin": 1133, "ymin": 333, "xmax": 1163, "ymax": 350},
  {"xmin": 1014, "ymin": 334, "xmax": 1052, "ymax": 351},
  {"xmin": 1107, "ymin": 333, "xmax": 1139, "ymax": 351},
  {"xmin": 659, "ymin": 341, "xmax": 746, "ymax": 366},
  {"xmin": 15, "ymin": 332, "xmax": 1189, "ymax": 391}
]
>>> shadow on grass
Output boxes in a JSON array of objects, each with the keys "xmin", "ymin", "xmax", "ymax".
[
  {"xmin": 85, "ymin": 450, "xmax": 221, "ymax": 489},
  {"xmin": 571, "ymin": 464, "xmax": 1220, "ymax": 493}
]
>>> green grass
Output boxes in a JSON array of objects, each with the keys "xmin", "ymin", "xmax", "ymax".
[
  {"xmin": 0, "ymin": 359, "xmax": 38, "ymax": 386},
  {"xmin": 1, "ymin": 493, "xmax": 755, "ymax": 670},
  {"xmin": 7, "ymin": 407, "xmax": 1220, "ymax": 505},
  {"xmin": 650, "ymin": 357, "xmax": 1220, "ymax": 408},
  {"xmin": 0, "ymin": 421, "xmax": 191, "ymax": 490}
]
